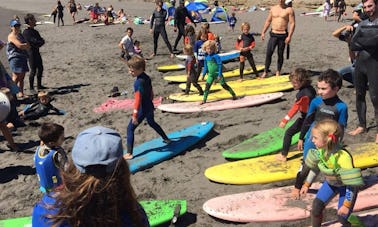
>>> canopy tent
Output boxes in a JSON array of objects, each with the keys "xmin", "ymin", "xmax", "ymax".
[{"xmin": 210, "ymin": 6, "xmax": 228, "ymax": 22}]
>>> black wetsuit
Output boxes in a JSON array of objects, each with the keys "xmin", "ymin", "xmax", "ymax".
[
  {"xmin": 22, "ymin": 101, "xmax": 60, "ymax": 120},
  {"xmin": 350, "ymin": 17, "xmax": 378, "ymax": 132},
  {"xmin": 57, "ymin": 4, "xmax": 64, "ymax": 26},
  {"xmin": 264, "ymin": 32, "xmax": 287, "ymax": 74},
  {"xmin": 173, "ymin": 5, "xmax": 195, "ymax": 50},
  {"xmin": 150, "ymin": 8, "xmax": 173, "ymax": 55},
  {"xmin": 23, "ymin": 27, "xmax": 45, "ymax": 90},
  {"xmin": 236, "ymin": 33, "xmax": 259, "ymax": 79}
]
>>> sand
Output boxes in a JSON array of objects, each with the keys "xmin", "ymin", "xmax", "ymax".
[{"xmin": 0, "ymin": 0, "xmax": 377, "ymax": 226}]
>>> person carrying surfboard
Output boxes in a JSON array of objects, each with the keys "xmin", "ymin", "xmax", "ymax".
[
  {"xmin": 32, "ymin": 126, "xmax": 150, "ymax": 226},
  {"xmin": 299, "ymin": 119, "xmax": 363, "ymax": 227},
  {"xmin": 200, "ymin": 40, "xmax": 236, "ymax": 105},
  {"xmin": 124, "ymin": 55, "xmax": 171, "ymax": 160}
]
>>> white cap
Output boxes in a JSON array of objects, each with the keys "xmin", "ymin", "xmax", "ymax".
[{"xmin": 285, "ymin": 0, "xmax": 292, "ymax": 5}]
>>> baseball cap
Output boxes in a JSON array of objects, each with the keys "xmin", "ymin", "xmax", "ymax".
[
  {"xmin": 72, "ymin": 126, "xmax": 124, "ymax": 174},
  {"xmin": 285, "ymin": 0, "xmax": 293, "ymax": 5},
  {"xmin": 10, "ymin": 19, "xmax": 21, "ymax": 27}
]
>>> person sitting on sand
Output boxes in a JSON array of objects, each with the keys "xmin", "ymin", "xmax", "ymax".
[
  {"xmin": 19, "ymin": 91, "xmax": 64, "ymax": 120},
  {"xmin": 116, "ymin": 8, "xmax": 128, "ymax": 24}
]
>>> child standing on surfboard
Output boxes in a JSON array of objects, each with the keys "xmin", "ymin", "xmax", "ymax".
[
  {"xmin": 299, "ymin": 119, "xmax": 363, "ymax": 227},
  {"xmin": 235, "ymin": 22, "xmax": 259, "ymax": 81},
  {"xmin": 276, "ymin": 68, "xmax": 316, "ymax": 161},
  {"xmin": 292, "ymin": 69, "xmax": 348, "ymax": 198},
  {"xmin": 200, "ymin": 40, "xmax": 236, "ymax": 105},
  {"xmin": 194, "ymin": 29, "xmax": 208, "ymax": 82},
  {"xmin": 183, "ymin": 44, "xmax": 203, "ymax": 95},
  {"xmin": 123, "ymin": 55, "xmax": 171, "ymax": 160}
]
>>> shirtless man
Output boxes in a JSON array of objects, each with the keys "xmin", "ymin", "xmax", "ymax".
[{"xmin": 261, "ymin": 0, "xmax": 295, "ymax": 78}]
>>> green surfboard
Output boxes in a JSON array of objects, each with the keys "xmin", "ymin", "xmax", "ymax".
[
  {"xmin": 0, "ymin": 200, "xmax": 186, "ymax": 227},
  {"xmin": 222, "ymin": 121, "xmax": 299, "ymax": 159}
]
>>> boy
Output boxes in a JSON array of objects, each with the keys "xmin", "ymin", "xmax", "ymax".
[
  {"xmin": 19, "ymin": 91, "xmax": 63, "ymax": 120},
  {"xmin": 123, "ymin": 56, "xmax": 171, "ymax": 160},
  {"xmin": 292, "ymin": 69, "xmax": 348, "ymax": 198},
  {"xmin": 34, "ymin": 122, "xmax": 67, "ymax": 193}
]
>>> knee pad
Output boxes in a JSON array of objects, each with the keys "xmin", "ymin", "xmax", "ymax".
[{"xmin": 312, "ymin": 198, "xmax": 325, "ymax": 217}]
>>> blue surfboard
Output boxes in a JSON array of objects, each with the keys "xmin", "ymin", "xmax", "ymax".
[
  {"xmin": 219, "ymin": 50, "xmax": 240, "ymax": 62},
  {"xmin": 127, "ymin": 121, "xmax": 214, "ymax": 173}
]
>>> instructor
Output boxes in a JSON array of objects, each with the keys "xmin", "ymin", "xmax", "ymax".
[{"xmin": 173, "ymin": 0, "xmax": 196, "ymax": 52}]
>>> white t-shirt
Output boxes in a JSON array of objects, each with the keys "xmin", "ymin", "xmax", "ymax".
[{"xmin": 120, "ymin": 35, "xmax": 135, "ymax": 55}]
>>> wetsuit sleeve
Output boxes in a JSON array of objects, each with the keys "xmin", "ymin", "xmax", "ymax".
[
  {"xmin": 247, "ymin": 37, "xmax": 256, "ymax": 50},
  {"xmin": 282, "ymin": 96, "xmax": 310, "ymax": 124},
  {"xmin": 299, "ymin": 99, "xmax": 317, "ymax": 139},
  {"xmin": 48, "ymin": 103, "xmax": 60, "ymax": 113},
  {"xmin": 214, "ymin": 55, "xmax": 222, "ymax": 77},
  {"xmin": 133, "ymin": 80, "xmax": 142, "ymax": 118},
  {"xmin": 202, "ymin": 58, "xmax": 208, "ymax": 76},
  {"xmin": 24, "ymin": 102, "xmax": 38, "ymax": 114},
  {"xmin": 337, "ymin": 104, "xmax": 348, "ymax": 129},
  {"xmin": 150, "ymin": 11, "xmax": 155, "ymax": 29},
  {"xmin": 235, "ymin": 39, "xmax": 242, "ymax": 50},
  {"xmin": 350, "ymin": 24, "xmax": 378, "ymax": 52},
  {"xmin": 304, "ymin": 168, "xmax": 319, "ymax": 186},
  {"xmin": 23, "ymin": 30, "xmax": 45, "ymax": 48}
]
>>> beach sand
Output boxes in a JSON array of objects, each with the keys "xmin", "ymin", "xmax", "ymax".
[{"xmin": 0, "ymin": 0, "xmax": 377, "ymax": 226}]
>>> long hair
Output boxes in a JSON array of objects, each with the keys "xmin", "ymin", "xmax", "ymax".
[
  {"xmin": 289, "ymin": 68, "xmax": 312, "ymax": 87},
  {"xmin": 49, "ymin": 158, "xmax": 145, "ymax": 227},
  {"xmin": 312, "ymin": 119, "xmax": 342, "ymax": 155}
]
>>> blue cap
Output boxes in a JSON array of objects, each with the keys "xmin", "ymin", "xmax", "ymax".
[
  {"xmin": 10, "ymin": 19, "xmax": 21, "ymax": 27},
  {"xmin": 72, "ymin": 126, "xmax": 123, "ymax": 174}
]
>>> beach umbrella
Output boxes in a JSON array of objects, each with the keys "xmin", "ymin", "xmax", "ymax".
[{"xmin": 185, "ymin": 2, "xmax": 209, "ymax": 12}]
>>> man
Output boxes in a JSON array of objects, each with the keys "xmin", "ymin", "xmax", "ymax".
[
  {"xmin": 260, "ymin": 0, "xmax": 295, "ymax": 78},
  {"xmin": 349, "ymin": 0, "xmax": 378, "ymax": 143},
  {"xmin": 23, "ymin": 13, "xmax": 46, "ymax": 92},
  {"xmin": 173, "ymin": 0, "xmax": 196, "ymax": 52},
  {"xmin": 118, "ymin": 27, "xmax": 135, "ymax": 61}
]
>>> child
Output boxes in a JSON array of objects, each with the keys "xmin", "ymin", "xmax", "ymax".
[
  {"xmin": 235, "ymin": 22, "xmax": 259, "ymax": 81},
  {"xmin": 323, "ymin": 0, "xmax": 331, "ymax": 21},
  {"xmin": 197, "ymin": 22, "xmax": 215, "ymax": 41},
  {"xmin": 299, "ymin": 119, "xmax": 363, "ymax": 227},
  {"xmin": 292, "ymin": 69, "xmax": 348, "ymax": 198},
  {"xmin": 194, "ymin": 29, "xmax": 208, "ymax": 82},
  {"xmin": 184, "ymin": 25, "xmax": 196, "ymax": 47},
  {"xmin": 277, "ymin": 68, "xmax": 316, "ymax": 161},
  {"xmin": 123, "ymin": 56, "xmax": 171, "ymax": 160},
  {"xmin": 55, "ymin": 1, "xmax": 64, "ymax": 26},
  {"xmin": 34, "ymin": 122, "xmax": 67, "ymax": 193},
  {"xmin": 183, "ymin": 44, "xmax": 203, "ymax": 95},
  {"xmin": 133, "ymin": 40, "xmax": 143, "ymax": 58},
  {"xmin": 228, "ymin": 12, "xmax": 237, "ymax": 32},
  {"xmin": 19, "ymin": 91, "xmax": 63, "ymax": 120},
  {"xmin": 201, "ymin": 40, "xmax": 236, "ymax": 104}
]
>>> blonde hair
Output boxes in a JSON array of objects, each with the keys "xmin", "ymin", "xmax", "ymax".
[
  {"xmin": 183, "ymin": 44, "xmax": 194, "ymax": 56},
  {"xmin": 38, "ymin": 91, "xmax": 49, "ymax": 98},
  {"xmin": 127, "ymin": 55, "xmax": 145, "ymax": 71},
  {"xmin": 289, "ymin": 68, "xmax": 312, "ymax": 87},
  {"xmin": 202, "ymin": 40, "xmax": 217, "ymax": 53},
  {"xmin": 312, "ymin": 119, "xmax": 342, "ymax": 153},
  {"xmin": 240, "ymin": 22, "xmax": 250, "ymax": 31}
]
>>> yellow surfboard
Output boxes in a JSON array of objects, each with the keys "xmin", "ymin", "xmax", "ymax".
[
  {"xmin": 163, "ymin": 66, "xmax": 265, "ymax": 83},
  {"xmin": 204, "ymin": 142, "xmax": 378, "ymax": 185},
  {"xmin": 157, "ymin": 64, "xmax": 186, "ymax": 72},
  {"xmin": 178, "ymin": 75, "xmax": 290, "ymax": 91},
  {"xmin": 169, "ymin": 81, "xmax": 293, "ymax": 102}
]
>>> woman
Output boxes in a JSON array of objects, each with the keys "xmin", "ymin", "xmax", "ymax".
[
  {"xmin": 7, "ymin": 19, "xmax": 30, "ymax": 99},
  {"xmin": 32, "ymin": 126, "xmax": 150, "ymax": 227}
]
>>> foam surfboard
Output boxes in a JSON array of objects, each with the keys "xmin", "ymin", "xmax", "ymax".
[
  {"xmin": 157, "ymin": 92, "xmax": 284, "ymax": 113},
  {"xmin": 157, "ymin": 64, "xmax": 186, "ymax": 72},
  {"xmin": 178, "ymin": 75, "xmax": 290, "ymax": 92},
  {"xmin": 169, "ymin": 81, "xmax": 293, "ymax": 102},
  {"xmin": 222, "ymin": 119, "xmax": 299, "ymax": 159},
  {"xmin": 204, "ymin": 142, "xmax": 378, "ymax": 185},
  {"xmin": 321, "ymin": 208, "xmax": 378, "ymax": 227},
  {"xmin": 0, "ymin": 92, "xmax": 11, "ymax": 122},
  {"xmin": 176, "ymin": 50, "xmax": 240, "ymax": 62},
  {"xmin": 36, "ymin": 21, "xmax": 54, "ymax": 25},
  {"xmin": 127, "ymin": 121, "xmax": 214, "ymax": 173},
  {"xmin": 93, "ymin": 97, "xmax": 162, "ymax": 113},
  {"xmin": 0, "ymin": 200, "xmax": 187, "ymax": 227},
  {"xmin": 163, "ymin": 65, "xmax": 265, "ymax": 83},
  {"xmin": 89, "ymin": 22, "xmax": 107, "ymax": 27},
  {"xmin": 202, "ymin": 175, "xmax": 378, "ymax": 223}
]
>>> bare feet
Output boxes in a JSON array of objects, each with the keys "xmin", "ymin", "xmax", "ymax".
[
  {"xmin": 259, "ymin": 72, "xmax": 267, "ymax": 79},
  {"xmin": 276, "ymin": 154, "xmax": 287, "ymax": 162},
  {"xmin": 275, "ymin": 71, "xmax": 280, "ymax": 77},
  {"xmin": 170, "ymin": 53, "xmax": 174, "ymax": 59},
  {"xmin": 237, "ymin": 78, "xmax": 243, "ymax": 82},
  {"xmin": 199, "ymin": 101, "xmax": 205, "ymax": 105},
  {"xmin": 291, "ymin": 188, "xmax": 300, "ymax": 200},
  {"xmin": 149, "ymin": 53, "xmax": 155, "ymax": 58},
  {"xmin": 376, "ymin": 134, "xmax": 378, "ymax": 144},
  {"xmin": 348, "ymin": 127, "xmax": 365, "ymax": 136},
  {"xmin": 123, "ymin": 153, "xmax": 133, "ymax": 160}
]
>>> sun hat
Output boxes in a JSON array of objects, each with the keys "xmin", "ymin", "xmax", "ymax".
[
  {"xmin": 72, "ymin": 126, "xmax": 124, "ymax": 174},
  {"xmin": 10, "ymin": 19, "xmax": 21, "ymax": 27}
]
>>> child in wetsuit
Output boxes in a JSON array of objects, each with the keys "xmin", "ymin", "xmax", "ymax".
[
  {"xmin": 34, "ymin": 122, "xmax": 67, "ymax": 193},
  {"xmin": 201, "ymin": 40, "xmax": 236, "ymax": 104},
  {"xmin": 300, "ymin": 119, "xmax": 362, "ymax": 227},
  {"xmin": 123, "ymin": 55, "xmax": 171, "ymax": 160},
  {"xmin": 235, "ymin": 22, "xmax": 259, "ymax": 81},
  {"xmin": 277, "ymin": 68, "xmax": 316, "ymax": 161},
  {"xmin": 19, "ymin": 91, "xmax": 63, "ymax": 120},
  {"xmin": 183, "ymin": 44, "xmax": 203, "ymax": 95}
]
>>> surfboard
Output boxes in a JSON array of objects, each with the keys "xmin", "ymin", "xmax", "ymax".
[
  {"xmin": 127, "ymin": 121, "xmax": 214, "ymax": 173},
  {"xmin": 157, "ymin": 92, "xmax": 284, "ymax": 113},
  {"xmin": 163, "ymin": 66, "xmax": 265, "ymax": 83},
  {"xmin": 169, "ymin": 81, "xmax": 293, "ymax": 102},
  {"xmin": 222, "ymin": 119, "xmax": 299, "ymax": 160},
  {"xmin": 36, "ymin": 21, "xmax": 54, "ymax": 25},
  {"xmin": 93, "ymin": 96, "xmax": 162, "ymax": 113},
  {"xmin": 89, "ymin": 23, "xmax": 106, "ymax": 27},
  {"xmin": 204, "ymin": 142, "xmax": 378, "ymax": 185},
  {"xmin": 157, "ymin": 64, "xmax": 186, "ymax": 72},
  {"xmin": 322, "ymin": 208, "xmax": 378, "ymax": 227},
  {"xmin": 202, "ymin": 175, "xmax": 378, "ymax": 223},
  {"xmin": 176, "ymin": 50, "xmax": 241, "ymax": 62},
  {"xmin": 178, "ymin": 75, "xmax": 290, "ymax": 92},
  {"xmin": 0, "ymin": 200, "xmax": 187, "ymax": 227},
  {"xmin": 0, "ymin": 92, "xmax": 11, "ymax": 122}
]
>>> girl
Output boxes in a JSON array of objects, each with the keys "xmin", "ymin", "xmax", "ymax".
[
  {"xmin": 194, "ymin": 29, "xmax": 207, "ymax": 82},
  {"xmin": 235, "ymin": 22, "xmax": 259, "ymax": 81},
  {"xmin": 277, "ymin": 68, "xmax": 316, "ymax": 161},
  {"xmin": 183, "ymin": 44, "xmax": 203, "ymax": 95},
  {"xmin": 300, "ymin": 119, "xmax": 363, "ymax": 227},
  {"xmin": 201, "ymin": 40, "xmax": 236, "ymax": 104},
  {"xmin": 184, "ymin": 25, "xmax": 196, "ymax": 47}
]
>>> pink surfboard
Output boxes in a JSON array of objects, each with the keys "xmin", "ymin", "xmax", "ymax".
[
  {"xmin": 203, "ymin": 175, "xmax": 378, "ymax": 223},
  {"xmin": 157, "ymin": 92, "xmax": 284, "ymax": 113},
  {"xmin": 93, "ymin": 96, "xmax": 162, "ymax": 113}
]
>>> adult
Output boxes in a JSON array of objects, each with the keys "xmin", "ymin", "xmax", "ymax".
[
  {"xmin": 173, "ymin": 0, "xmax": 196, "ymax": 52},
  {"xmin": 118, "ymin": 27, "xmax": 135, "ymax": 61},
  {"xmin": 352, "ymin": 3, "xmax": 369, "ymax": 25},
  {"xmin": 66, "ymin": 0, "xmax": 77, "ymax": 24},
  {"xmin": 7, "ymin": 19, "xmax": 30, "ymax": 99},
  {"xmin": 23, "ymin": 13, "xmax": 46, "ymax": 93},
  {"xmin": 349, "ymin": 0, "xmax": 378, "ymax": 143},
  {"xmin": 261, "ymin": 0, "xmax": 295, "ymax": 77},
  {"xmin": 150, "ymin": 0, "xmax": 174, "ymax": 58},
  {"xmin": 32, "ymin": 126, "xmax": 150, "ymax": 226}
]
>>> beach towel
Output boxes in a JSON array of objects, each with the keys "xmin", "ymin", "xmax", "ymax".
[{"xmin": 93, "ymin": 96, "xmax": 163, "ymax": 113}]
